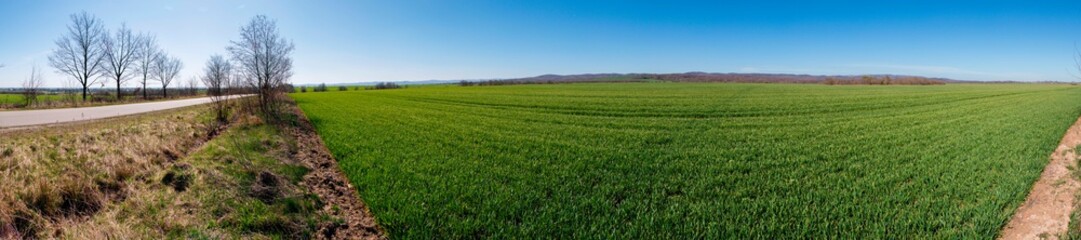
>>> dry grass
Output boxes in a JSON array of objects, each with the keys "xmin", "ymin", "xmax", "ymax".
[
  {"xmin": 0, "ymin": 101, "xmax": 352, "ymax": 239},
  {"xmin": 0, "ymin": 106, "xmax": 214, "ymax": 238}
]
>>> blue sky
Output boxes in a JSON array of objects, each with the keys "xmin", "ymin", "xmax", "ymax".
[{"xmin": 0, "ymin": 0, "xmax": 1080, "ymax": 87}]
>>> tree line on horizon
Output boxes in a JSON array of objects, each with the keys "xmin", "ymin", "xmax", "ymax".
[{"xmin": 454, "ymin": 72, "xmax": 949, "ymax": 87}]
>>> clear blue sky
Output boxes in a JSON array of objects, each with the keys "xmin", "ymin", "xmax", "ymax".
[{"xmin": 1, "ymin": 0, "xmax": 1080, "ymax": 87}]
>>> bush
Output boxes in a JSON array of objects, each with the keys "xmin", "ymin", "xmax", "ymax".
[
  {"xmin": 337, "ymin": 86, "xmax": 348, "ymax": 91},
  {"xmin": 365, "ymin": 82, "xmax": 401, "ymax": 90}
]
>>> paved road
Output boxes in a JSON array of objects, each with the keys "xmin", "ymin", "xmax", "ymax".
[{"xmin": 0, "ymin": 95, "xmax": 249, "ymax": 128}]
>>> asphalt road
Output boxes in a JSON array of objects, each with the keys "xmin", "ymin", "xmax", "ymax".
[{"xmin": 0, "ymin": 95, "xmax": 249, "ymax": 128}]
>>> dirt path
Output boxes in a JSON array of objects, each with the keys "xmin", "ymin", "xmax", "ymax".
[
  {"xmin": 287, "ymin": 104, "xmax": 386, "ymax": 240},
  {"xmin": 1000, "ymin": 117, "xmax": 1081, "ymax": 239}
]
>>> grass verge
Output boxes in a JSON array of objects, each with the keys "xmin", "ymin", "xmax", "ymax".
[{"xmin": 0, "ymin": 102, "xmax": 352, "ymax": 239}]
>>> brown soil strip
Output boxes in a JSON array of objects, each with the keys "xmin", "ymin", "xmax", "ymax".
[
  {"xmin": 1000, "ymin": 117, "xmax": 1081, "ymax": 239},
  {"xmin": 285, "ymin": 104, "xmax": 386, "ymax": 240}
]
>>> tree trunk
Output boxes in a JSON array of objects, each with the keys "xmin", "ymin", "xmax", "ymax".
[
  {"xmin": 116, "ymin": 81, "xmax": 122, "ymax": 101},
  {"xmin": 143, "ymin": 75, "xmax": 149, "ymax": 100},
  {"xmin": 82, "ymin": 86, "xmax": 88, "ymax": 101},
  {"xmin": 163, "ymin": 86, "xmax": 167, "ymax": 98}
]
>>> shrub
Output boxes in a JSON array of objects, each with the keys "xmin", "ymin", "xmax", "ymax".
[{"xmin": 365, "ymin": 82, "xmax": 401, "ymax": 90}]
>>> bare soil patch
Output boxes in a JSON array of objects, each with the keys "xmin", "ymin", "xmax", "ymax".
[
  {"xmin": 1000, "ymin": 116, "xmax": 1081, "ymax": 239},
  {"xmin": 284, "ymin": 103, "xmax": 386, "ymax": 240}
]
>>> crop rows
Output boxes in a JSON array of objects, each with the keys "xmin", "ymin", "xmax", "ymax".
[{"xmin": 293, "ymin": 83, "xmax": 1081, "ymax": 238}]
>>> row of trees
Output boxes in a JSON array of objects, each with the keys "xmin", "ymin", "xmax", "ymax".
[
  {"xmin": 822, "ymin": 76, "xmax": 945, "ymax": 85},
  {"xmin": 368, "ymin": 82, "xmax": 401, "ymax": 90},
  {"xmin": 301, "ymin": 83, "xmax": 328, "ymax": 92},
  {"xmin": 32, "ymin": 12, "xmax": 293, "ymax": 120},
  {"xmin": 48, "ymin": 12, "xmax": 183, "ymax": 101}
]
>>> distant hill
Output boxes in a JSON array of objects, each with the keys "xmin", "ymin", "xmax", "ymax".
[{"xmin": 303, "ymin": 72, "xmax": 1079, "ymax": 87}]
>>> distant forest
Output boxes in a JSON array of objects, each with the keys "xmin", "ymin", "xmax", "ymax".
[{"xmin": 460, "ymin": 72, "xmax": 959, "ymax": 86}]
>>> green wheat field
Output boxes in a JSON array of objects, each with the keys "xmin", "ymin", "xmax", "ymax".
[{"xmin": 292, "ymin": 83, "xmax": 1081, "ymax": 238}]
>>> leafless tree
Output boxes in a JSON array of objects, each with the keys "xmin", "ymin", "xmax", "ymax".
[
  {"xmin": 102, "ymin": 24, "xmax": 141, "ymax": 101},
  {"xmin": 228, "ymin": 15, "xmax": 295, "ymax": 117},
  {"xmin": 48, "ymin": 12, "xmax": 107, "ymax": 101},
  {"xmin": 202, "ymin": 55, "xmax": 231, "ymax": 122},
  {"xmin": 185, "ymin": 76, "xmax": 199, "ymax": 96},
  {"xmin": 152, "ymin": 54, "xmax": 182, "ymax": 98},
  {"xmin": 134, "ymin": 34, "xmax": 160, "ymax": 99},
  {"xmin": 202, "ymin": 55, "xmax": 231, "ymax": 96},
  {"xmin": 21, "ymin": 65, "xmax": 45, "ymax": 106}
]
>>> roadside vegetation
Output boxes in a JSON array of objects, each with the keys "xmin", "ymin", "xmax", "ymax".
[
  {"xmin": 0, "ymin": 101, "xmax": 374, "ymax": 239},
  {"xmin": 293, "ymin": 83, "xmax": 1081, "ymax": 238},
  {"xmin": 0, "ymin": 106, "xmax": 215, "ymax": 238}
]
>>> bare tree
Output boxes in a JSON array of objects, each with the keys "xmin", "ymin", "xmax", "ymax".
[
  {"xmin": 21, "ymin": 65, "xmax": 45, "ymax": 107},
  {"xmin": 102, "ymin": 24, "xmax": 141, "ymax": 101},
  {"xmin": 202, "ymin": 55, "xmax": 231, "ymax": 122},
  {"xmin": 134, "ymin": 34, "xmax": 160, "ymax": 100},
  {"xmin": 228, "ymin": 15, "xmax": 295, "ymax": 116},
  {"xmin": 202, "ymin": 55, "xmax": 231, "ymax": 96},
  {"xmin": 152, "ymin": 54, "xmax": 182, "ymax": 98},
  {"xmin": 48, "ymin": 12, "xmax": 107, "ymax": 101},
  {"xmin": 185, "ymin": 76, "xmax": 199, "ymax": 96}
]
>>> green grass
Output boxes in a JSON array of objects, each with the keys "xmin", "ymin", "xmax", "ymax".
[
  {"xmin": 292, "ymin": 83, "xmax": 1081, "ymax": 238},
  {"xmin": 0, "ymin": 93, "xmax": 17, "ymax": 104},
  {"xmin": 0, "ymin": 93, "xmax": 66, "ymax": 105},
  {"xmin": 177, "ymin": 123, "xmax": 324, "ymax": 239}
]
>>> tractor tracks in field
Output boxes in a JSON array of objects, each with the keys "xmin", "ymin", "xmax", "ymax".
[{"xmin": 1000, "ymin": 116, "xmax": 1081, "ymax": 239}]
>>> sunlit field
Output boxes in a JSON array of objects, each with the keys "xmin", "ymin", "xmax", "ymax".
[{"xmin": 293, "ymin": 83, "xmax": 1081, "ymax": 238}]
